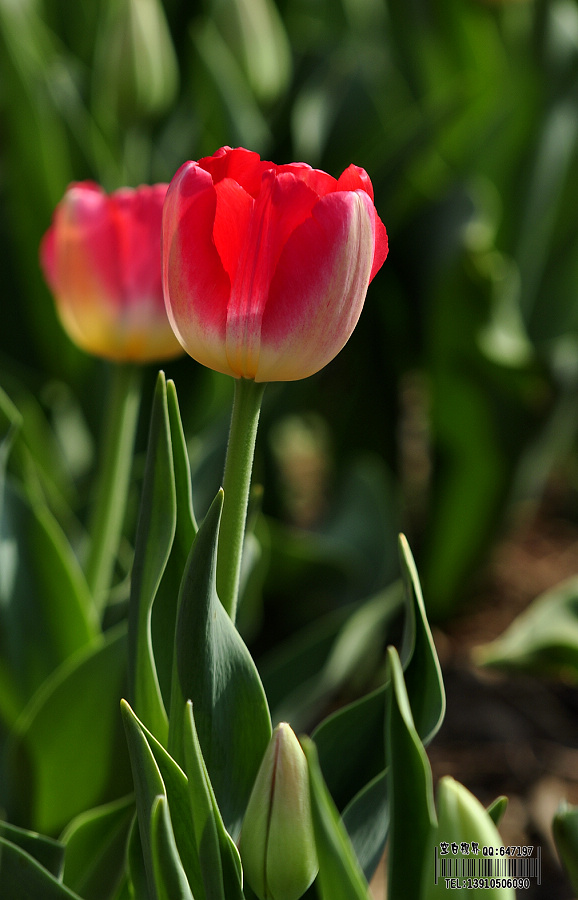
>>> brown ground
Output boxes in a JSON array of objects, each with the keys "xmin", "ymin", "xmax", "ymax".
[{"xmin": 427, "ymin": 509, "xmax": 578, "ymax": 899}]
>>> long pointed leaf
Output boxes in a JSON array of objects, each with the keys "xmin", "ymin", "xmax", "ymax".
[
  {"xmin": 386, "ymin": 646, "xmax": 436, "ymax": 900},
  {"xmin": 399, "ymin": 534, "xmax": 446, "ymax": 745},
  {"xmin": 302, "ymin": 737, "xmax": 371, "ymax": 900},
  {"xmin": 171, "ymin": 489, "xmax": 271, "ymax": 838},
  {"xmin": 0, "ymin": 836, "xmax": 84, "ymax": 900},
  {"xmin": 182, "ymin": 701, "xmax": 243, "ymax": 900},
  {"xmin": 150, "ymin": 796, "xmax": 194, "ymax": 900},
  {"xmin": 121, "ymin": 700, "xmax": 204, "ymax": 900},
  {"xmin": 128, "ymin": 372, "xmax": 175, "ymax": 746}
]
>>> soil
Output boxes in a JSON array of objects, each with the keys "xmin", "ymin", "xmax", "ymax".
[{"xmin": 426, "ymin": 507, "xmax": 578, "ymax": 900}]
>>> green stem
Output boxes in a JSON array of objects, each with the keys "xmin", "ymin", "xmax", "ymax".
[
  {"xmin": 85, "ymin": 362, "xmax": 142, "ymax": 616},
  {"xmin": 218, "ymin": 377, "xmax": 266, "ymax": 622}
]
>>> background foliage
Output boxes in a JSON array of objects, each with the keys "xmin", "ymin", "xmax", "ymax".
[{"xmin": 4, "ymin": 0, "xmax": 578, "ymax": 632}]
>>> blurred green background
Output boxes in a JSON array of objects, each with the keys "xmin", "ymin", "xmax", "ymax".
[{"xmin": 2, "ymin": 0, "xmax": 578, "ymax": 641}]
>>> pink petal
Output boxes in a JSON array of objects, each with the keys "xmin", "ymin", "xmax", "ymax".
[
  {"xmin": 256, "ymin": 190, "xmax": 375, "ymax": 381},
  {"xmin": 213, "ymin": 177, "xmax": 254, "ymax": 283},
  {"xmin": 225, "ymin": 170, "xmax": 320, "ymax": 378},
  {"xmin": 199, "ymin": 146, "xmax": 270, "ymax": 197},
  {"xmin": 336, "ymin": 164, "xmax": 374, "ymax": 200},
  {"xmin": 163, "ymin": 162, "xmax": 234, "ymax": 375},
  {"xmin": 111, "ymin": 184, "xmax": 167, "ymax": 312}
]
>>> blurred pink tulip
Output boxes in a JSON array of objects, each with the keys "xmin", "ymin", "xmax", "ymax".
[
  {"xmin": 162, "ymin": 146, "xmax": 388, "ymax": 382},
  {"xmin": 40, "ymin": 182, "xmax": 184, "ymax": 362}
]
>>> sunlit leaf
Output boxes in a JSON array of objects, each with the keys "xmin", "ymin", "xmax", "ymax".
[
  {"xmin": 128, "ymin": 372, "xmax": 175, "ymax": 746},
  {"xmin": 171, "ymin": 489, "xmax": 271, "ymax": 839},
  {"xmin": 386, "ymin": 646, "xmax": 436, "ymax": 900},
  {"xmin": 302, "ymin": 737, "xmax": 371, "ymax": 900}
]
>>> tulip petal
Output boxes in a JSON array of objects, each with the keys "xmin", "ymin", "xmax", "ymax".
[
  {"xmin": 199, "ymin": 146, "xmax": 270, "ymax": 197},
  {"xmin": 213, "ymin": 177, "xmax": 254, "ymax": 284},
  {"xmin": 163, "ymin": 163, "xmax": 234, "ymax": 376},
  {"xmin": 256, "ymin": 190, "xmax": 376, "ymax": 381},
  {"xmin": 336, "ymin": 166, "xmax": 388, "ymax": 280},
  {"xmin": 225, "ymin": 170, "xmax": 320, "ymax": 378}
]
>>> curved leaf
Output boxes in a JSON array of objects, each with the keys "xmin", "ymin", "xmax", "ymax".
[{"xmin": 171, "ymin": 489, "xmax": 271, "ymax": 839}]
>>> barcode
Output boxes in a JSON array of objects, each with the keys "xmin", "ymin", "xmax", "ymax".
[{"xmin": 435, "ymin": 848, "xmax": 541, "ymax": 884}]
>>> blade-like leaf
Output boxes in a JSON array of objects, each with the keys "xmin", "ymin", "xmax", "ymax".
[
  {"xmin": 475, "ymin": 575, "xmax": 578, "ymax": 681},
  {"xmin": 0, "ymin": 836, "xmax": 84, "ymax": 900},
  {"xmin": 150, "ymin": 796, "xmax": 194, "ymax": 900},
  {"xmin": 182, "ymin": 701, "xmax": 243, "ymax": 900},
  {"xmin": 302, "ymin": 737, "xmax": 371, "ymax": 900},
  {"xmin": 121, "ymin": 700, "xmax": 204, "ymax": 900},
  {"xmin": 0, "ymin": 819, "xmax": 64, "ymax": 879},
  {"xmin": 398, "ymin": 534, "xmax": 446, "ymax": 745},
  {"xmin": 171, "ymin": 489, "xmax": 271, "ymax": 839},
  {"xmin": 386, "ymin": 646, "xmax": 436, "ymax": 900},
  {"xmin": 486, "ymin": 795, "xmax": 508, "ymax": 827},
  {"xmin": 61, "ymin": 795, "xmax": 135, "ymax": 900},
  {"xmin": 341, "ymin": 771, "xmax": 388, "ymax": 884},
  {"xmin": 312, "ymin": 685, "xmax": 387, "ymax": 812},
  {"xmin": 151, "ymin": 379, "xmax": 197, "ymax": 711},
  {"xmin": 128, "ymin": 372, "xmax": 175, "ymax": 746}
]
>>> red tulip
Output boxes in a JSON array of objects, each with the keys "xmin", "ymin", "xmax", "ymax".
[
  {"xmin": 162, "ymin": 146, "xmax": 388, "ymax": 382},
  {"xmin": 40, "ymin": 182, "xmax": 184, "ymax": 362}
]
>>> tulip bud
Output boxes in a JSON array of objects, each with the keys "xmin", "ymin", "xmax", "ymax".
[
  {"xmin": 94, "ymin": 0, "xmax": 178, "ymax": 125},
  {"xmin": 239, "ymin": 723, "xmax": 318, "ymax": 900}
]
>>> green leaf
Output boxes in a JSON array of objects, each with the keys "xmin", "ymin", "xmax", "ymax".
[
  {"xmin": 475, "ymin": 575, "xmax": 578, "ymax": 681},
  {"xmin": 151, "ymin": 379, "xmax": 197, "ymax": 712},
  {"xmin": 312, "ymin": 685, "xmax": 388, "ymax": 813},
  {"xmin": 302, "ymin": 737, "xmax": 371, "ymax": 900},
  {"xmin": 8, "ymin": 625, "xmax": 131, "ymax": 834},
  {"xmin": 128, "ymin": 371, "xmax": 175, "ymax": 747},
  {"xmin": 182, "ymin": 701, "xmax": 243, "ymax": 900},
  {"xmin": 0, "ymin": 471, "xmax": 98, "ymax": 721},
  {"xmin": 61, "ymin": 795, "xmax": 135, "ymax": 900},
  {"xmin": 127, "ymin": 814, "xmax": 153, "ymax": 900},
  {"xmin": 341, "ymin": 771, "xmax": 388, "ymax": 884},
  {"xmin": 553, "ymin": 801, "xmax": 578, "ymax": 894},
  {"xmin": 486, "ymin": 796, "xmax": 508, "ymax": 827},
  {"xmin": 312, "ymin": 534, "xmax": 443, "ymax": 818},
  {"xmin": 421, "ymin": 777, "xmax": 515, "ymax": 900},
  {"xmin": 171, "ymin": 489, "xmax": 271, "ymax": 839},
  {"xmin": 399, "ymin": 534, "xmax": 446, "ymax": 745},
  {"xmin": 0, "ymin": 819, "xmax": 64, "ymax": 878},
  {"xmin": 121, "ymin": 700, "xmax": 204, "ymax": 900},
  {"xmin": 386, "ymin": 646, "xmax": 436, "ymax": 900},
  {"xmin": 0, "ymin": 836, "xmax": 84, "ymax": 900},
  {"xmin": 150, "ymin": 796, "xmax": 194, "ymax": 900},
  {"xmin": 310, "ymin": 583, "xmax": 402, "ymax": 812},
  {"xmin": 122, "ymin": 697, "xmax": 173, "ymax": 900}
]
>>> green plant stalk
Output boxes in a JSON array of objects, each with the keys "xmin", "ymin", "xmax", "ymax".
[
  {"xmin": 218, "ymin": 377, "xmax": 266, "ymax": 622},
  {"xmin": 85, "ymin": 362, "xmax": 142, "ymax": 616}
]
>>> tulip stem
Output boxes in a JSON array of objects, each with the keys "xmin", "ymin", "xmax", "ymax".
[
  {"xmin": 218, "ymin": 377, "xmax": 266, "ymax": 621},
  {"xmin": 85, "ymin": 362, "xmax": 142, "ymax": 617}
]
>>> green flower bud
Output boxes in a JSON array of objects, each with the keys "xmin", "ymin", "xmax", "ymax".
[
  {"xmin": 94, "ymin": 0, "xmax": 178, "ymax": 125},
  {"xmin": 239, "ymin": 723, "xmax": 318, "ymax": 900}
]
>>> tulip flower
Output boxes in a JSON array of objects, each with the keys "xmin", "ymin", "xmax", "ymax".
[
  {"xmin": 162, "ymin": 145, "xmax": 388, "ymax": 382},
  {"xmin": 40, "ymin": 181, "xmax": 183, "ymax": 363},
  {"xmin": 239, "ymin": 722, "xmax": 318, "ymax": 900},
  {"xmin": 40, "ymin": 182, "xmax": 183, "ymax": 615}
]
